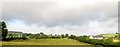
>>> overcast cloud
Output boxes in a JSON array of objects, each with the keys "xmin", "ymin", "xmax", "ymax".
[{"xmin": 1, "ymin": 0, "xmax": 119, "ymax": 35}]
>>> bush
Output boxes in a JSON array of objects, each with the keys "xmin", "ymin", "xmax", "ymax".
[{"xmin": 68, "ymin": 36, "xmax": 120, "ymax": 47}]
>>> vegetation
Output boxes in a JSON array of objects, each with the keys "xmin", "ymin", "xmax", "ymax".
[
  {"xmin": 23, "ymin": 33, "xmax": 70, "ymax": 39},
  {"xmin": 101, "ymin": 33, "xmax": 119, "ymax": 38},
  {"xmin": 2, "ymin": 39, "xmax": 89, "ymax": 45},
  {"xmin": 0, "ymin": 21, "xmax": 8, "ymax": 40},
  {"xmin": 68, "ymin": 35, "xmax": 120, "ymax": 47}
]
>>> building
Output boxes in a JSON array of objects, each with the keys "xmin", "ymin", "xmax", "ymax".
[
  {"xmin": 6, "ymin": 31, "xmax": 23, "ymax": 38},
  {"xmin": 89, "ymin": 35, "xmax": 104, "ymax": 39}
]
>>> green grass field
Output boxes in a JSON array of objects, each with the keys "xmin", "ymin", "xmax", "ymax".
[
  {"xmin": 101, "ymin": 34, "xmax": 118, "ymax": 38},
  {"xmin": 1, "ymin": 39, "xmax": 90, "ymax": 45}
]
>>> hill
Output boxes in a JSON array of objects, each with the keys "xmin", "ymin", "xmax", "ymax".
[{"xmin": 101, "ymin": 34, "xmax": 118, "ymax": 38}]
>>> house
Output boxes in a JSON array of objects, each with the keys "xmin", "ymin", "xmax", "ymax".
[
  {"xmin": 6, "ymin": 31, "xmax": 23, "ymax": 38},
  {"xmin": 89, "ymin": 35, "xmax": 104, "ymax": 39}
]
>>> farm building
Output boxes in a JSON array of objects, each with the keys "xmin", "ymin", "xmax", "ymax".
[{"xmin": 89, "ymin": 35, "xmax": 104, "ymax": 39}]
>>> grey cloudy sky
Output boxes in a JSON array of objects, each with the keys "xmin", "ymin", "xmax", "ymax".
[{"xmin": 1, "ymin": 0, "xmax": 119, "ymax": 35}]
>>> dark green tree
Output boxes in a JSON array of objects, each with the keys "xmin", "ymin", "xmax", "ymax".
[
  {"xmin": 61, "ymin": 34, "xmax": 65, "ymax": 38},
  {"xmin": 40, "ymin": 32, "xmax": 44, "ymax": 36},
  {"xmin": 0, "ymin": 21, "xmax": 8, "ymax": 40},
  {"xmin": 68, "ymin": 35, "xmax": 76, "ymax": 39},
  {"xmin": 0, "ymin": 22, "xmax": 2, "ymax": 40},
  {"xmin": 65, "ymin": 34, "xmax": 69, "ymax": 38}
]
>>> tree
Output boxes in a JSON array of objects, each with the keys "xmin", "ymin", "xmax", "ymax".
[
  {"xmin": 69, "ymin": 35, "xmax": 76, "ymax": 39},
  {"xmin": 0, "ymin": 21, "xmax": 8, "ymax": 40},
  {"xmin": 40, "ymin": 32, "xmax": 44, "ymax": 36},
  {"xmin": 65, "ymin": 34, "xmax": 69, "ymax": 38},
  {"xmin": 0, "ymin": 22, "xmax": 2, "ymax": 40},
  {"xmin": 61, "ymin": 34, "xmax": 65, "ymax": 38}
]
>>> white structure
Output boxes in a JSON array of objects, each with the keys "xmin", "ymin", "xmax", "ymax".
[{"xmin": 89, "ymin": 35, "xmax": 104, "ymax": 39}]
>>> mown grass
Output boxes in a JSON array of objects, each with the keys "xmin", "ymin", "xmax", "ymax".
[{"xmin": 2, "ymin": 39, "xmax": 90, "ymax": 45}]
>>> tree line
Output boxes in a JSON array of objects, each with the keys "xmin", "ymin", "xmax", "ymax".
[{"xmin": 22, "ymin": 33, "xmax": 70, "ymax": 39}]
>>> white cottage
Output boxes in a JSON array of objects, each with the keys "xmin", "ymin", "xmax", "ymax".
[{"xmin": 89, "ymin": 35, "xmax": 104, "ymax": 39}]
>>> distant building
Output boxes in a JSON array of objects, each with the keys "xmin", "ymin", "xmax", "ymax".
[
  {"xmin": 89, "ymin": 35, "xmax": 104, "ymax": 39},
  {"xmin": 6, "ymin": 31, "xmax": 23, "ymax": 38}
]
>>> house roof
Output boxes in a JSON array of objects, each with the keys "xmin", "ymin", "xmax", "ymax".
[{"xmin": 92, "ymin": 35, "xmax": 104, "ymax": 38}]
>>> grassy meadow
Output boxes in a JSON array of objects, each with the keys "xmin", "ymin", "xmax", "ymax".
[
  {"xmin": 2, "ymin": 39, "xmax": 90, "ymax": 45},
  {"xmin": 101, "ymin": 34, "xmax": 118, "ymax": 38}
]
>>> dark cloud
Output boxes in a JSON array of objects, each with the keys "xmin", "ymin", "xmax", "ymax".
[{"xmin": 1, "ymin": 0, "xmax": 118, "ymax": 35}]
